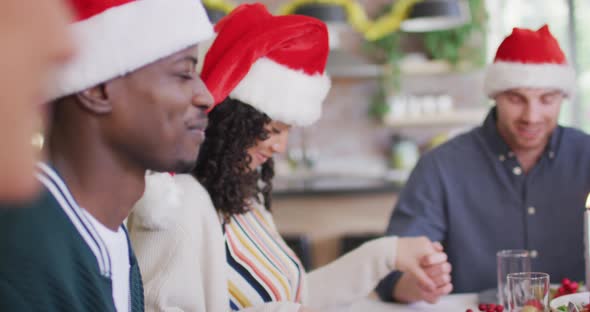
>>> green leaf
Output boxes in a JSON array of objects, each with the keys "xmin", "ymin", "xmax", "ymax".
[{"xmin": 422, "ymin": 0, "xmax": 487, "ymax": 67}]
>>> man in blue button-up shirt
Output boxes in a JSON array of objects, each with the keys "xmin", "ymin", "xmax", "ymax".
[{"xmin": 377, "ymin": 25, "xmax": 590, "ymax": 303}]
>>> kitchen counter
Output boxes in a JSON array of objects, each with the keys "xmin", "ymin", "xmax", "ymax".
[
  {"xmin": 272, "ymin": 175, "xmax": 404, "ymax": 198},
  {"xmin": 272, "ymin": 180, "xmax": 398, "ymax": 268}
]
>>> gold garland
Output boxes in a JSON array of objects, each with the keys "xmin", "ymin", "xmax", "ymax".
[
  {"xmin": 202, "ymin": 0, "xmax": 235, "ymax": 14},
  {"xmin": 202, "ymin": 0, "xmax": 423, "ymax": 41},
  {"xmin": 279, "ymin": 0, "xmax": 423, "ymax": 41}
]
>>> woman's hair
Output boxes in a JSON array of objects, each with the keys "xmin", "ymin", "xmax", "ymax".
[{"xmin": 193, "ymin": 98, "xmax": 275, "ymax": 220}]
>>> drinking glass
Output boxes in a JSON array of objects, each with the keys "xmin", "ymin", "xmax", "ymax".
[
  {"xmin": 497, "ymin": 250, "xmax": 531, "ymax": 308},
  {"xmin": 507, "ymin": 272, "xmax": 550, "ymax": 312}
]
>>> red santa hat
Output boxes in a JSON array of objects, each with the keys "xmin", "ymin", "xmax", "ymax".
[
  {"xmin": 200, "ymin": 3, "xmax": 330, "ymax": 127},
  {"xmin": 50, "ymin": 0, "xmax": 214, "ymax": 99},
  {"xmin": 484, "ymin": 25, "xmax": 576, "ymax": 98}
]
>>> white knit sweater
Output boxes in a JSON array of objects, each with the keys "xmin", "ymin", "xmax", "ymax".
[{"xmin": 128, "ymin": 173, "xmax": 398, "ymax": 312}]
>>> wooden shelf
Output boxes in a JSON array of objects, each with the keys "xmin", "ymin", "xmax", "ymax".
[
  {"xmin": 326, "ymin": 50, "xmax": 384, "ymax": 78},
  {"xmin": 327, "ymin": 64, "xmax": 383, "ymax": 79},
  {"xmin": 383, "ymin": 109, "xmax": 487, "ymax": 128}
]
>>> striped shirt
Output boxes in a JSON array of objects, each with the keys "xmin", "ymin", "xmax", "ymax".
[{"xmin": 224, "ymin": 201, "xmax": 304, "ymax": 310}]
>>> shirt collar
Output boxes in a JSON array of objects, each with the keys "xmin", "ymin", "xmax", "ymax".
[{"xmin": 480, "ymin": 106, "xmax": 561, "ymax": 161}]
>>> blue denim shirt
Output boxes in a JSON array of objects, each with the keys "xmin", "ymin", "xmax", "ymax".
[{"xmin": 377, "ymin": 107, "xmax": 590, "ymax": 300}]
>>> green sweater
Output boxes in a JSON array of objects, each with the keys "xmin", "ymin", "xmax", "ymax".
[{"xmin": 0, "ymin": 164, "xmax": 144, "ymax": 312}]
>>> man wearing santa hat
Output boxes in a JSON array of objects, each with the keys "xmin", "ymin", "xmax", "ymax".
[
  {"xmin": 377, "ymin": 25, "xmax": 590, "ymax": 303},
  {"xmin": 0, "ymin": 0, "xmax": 214, "ymax": 311}
]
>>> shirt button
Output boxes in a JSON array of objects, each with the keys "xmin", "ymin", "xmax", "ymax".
[
  {"xmin": 527, "ymin": 206, "xmax": 536, "ymax": 215},
  {"xmin": 508, "ymin": 151, "xmax": 515, "ymax": 158},
  {"xmin": 513, "ymin": 166, "xmax": 522, "ymax": 175},
  {"xmin": 530, "ymin": 250, "xmax": 538, "ymax": 258},
  {"xmin": 499, "ymin": 155, "xmax": 506, "ymax": 162},
  {"xmin": 549, "ymin": 151, "xmax": 555, "ymax": 159}
]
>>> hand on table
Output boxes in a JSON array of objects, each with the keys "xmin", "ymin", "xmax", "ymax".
[{"xmin": 393, "ymin": 237, "xmax": 453, "ymax": 304}]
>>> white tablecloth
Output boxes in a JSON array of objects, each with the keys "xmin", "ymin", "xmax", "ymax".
[{"xmin": 328, "ymin": 294, "xmax": 478, "ymax": 312}]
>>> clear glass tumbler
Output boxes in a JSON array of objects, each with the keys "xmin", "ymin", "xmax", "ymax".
[
  {"xmin": 497, "ymin": 249, "xmax": 532, "ymax": 309},
  {"xmin": 507, "ymin": 272, "xmax": 550, "ymax": 312}
]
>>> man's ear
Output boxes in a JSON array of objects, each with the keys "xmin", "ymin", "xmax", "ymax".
[{"xmin": 75, "ymin": 84, "xmax": 112, "ymax": 114}]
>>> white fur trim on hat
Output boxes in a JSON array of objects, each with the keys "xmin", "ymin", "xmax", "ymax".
[
  {"xmin": 132, "ymin": 172, "xmax": 183, "ymax": 230},
  {"xmin": 484, "ymin": 61, "xmax": 576, "ymax": 97},
  {"xmin": 50, "ymin": 0, "xmax": 214, "ymax": 99},
  {"xmin": 229, "ymin": 57, "xmax": 331, "ymax": 127}
]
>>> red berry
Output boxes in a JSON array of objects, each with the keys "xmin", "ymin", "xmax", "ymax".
[
  {"xmin": 466, "ymin": 310, "xmax": 473, "ymax": 312},
  {"xmin": 478, "ymin": 304, "xmax": 486, "ymax": 311},
  {"xmin": 570, "ymin": 282, "xmax": 579, "ymax": 291},
  {"xmin": 495, "ymin": 306, "xmax": 504, "ymax": 312},
  {"xmin": 562, "ymin": 278, "xmax": 572, "ymax": 286},
  {"xmin": 487, "ymin": 304, "xmax": 496, "ymax": 309}
]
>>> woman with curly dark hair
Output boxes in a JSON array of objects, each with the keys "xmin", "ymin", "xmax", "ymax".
[
  {"xmin": 129, "ymin": 3, "xmax": 451, "ymax": 312},
  {"xmin": 194, "ymin": 97, "xmax": 278, "ymax": 220},
  {"xmin": 197, "ymin": 3, "xmax": 451, "ymax": 311}
]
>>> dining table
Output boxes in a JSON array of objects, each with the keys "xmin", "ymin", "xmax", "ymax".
[{"xmin": 328, "ymin": 293, "xmax": 479, "ymax": 312}]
